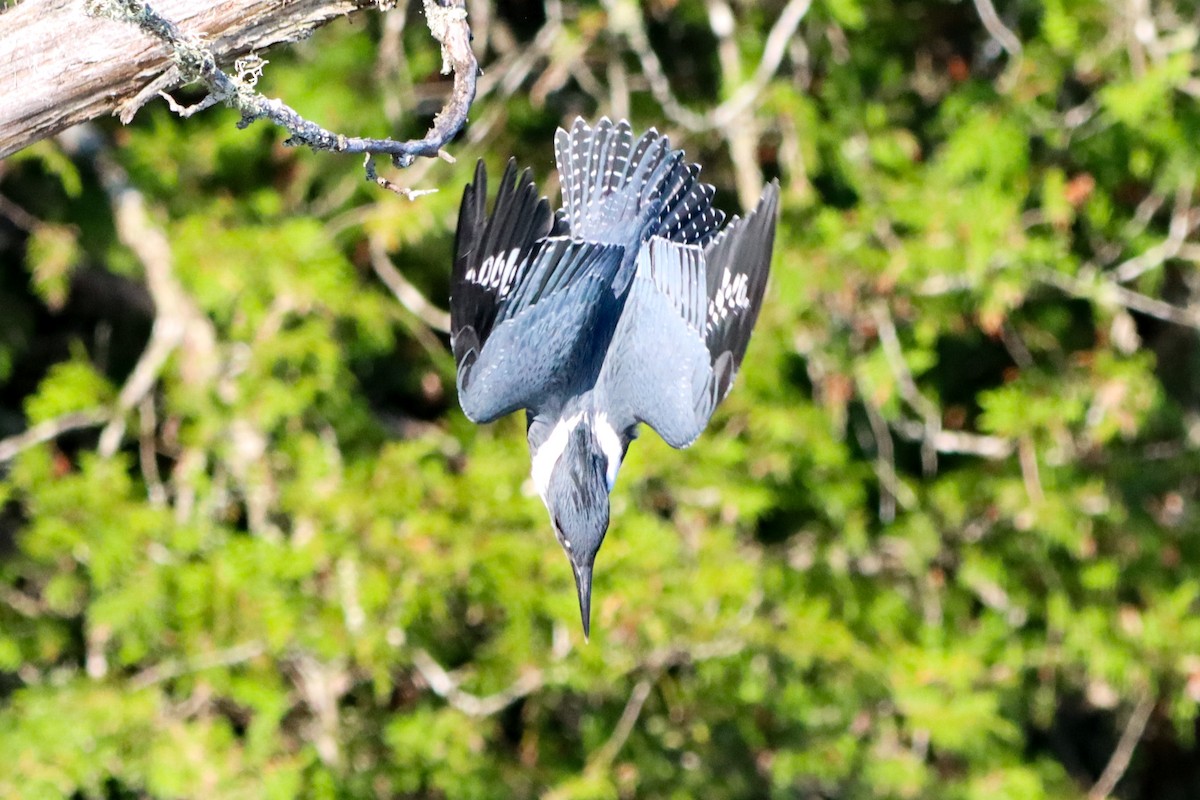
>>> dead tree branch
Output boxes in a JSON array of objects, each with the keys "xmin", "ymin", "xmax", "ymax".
[
  {"xmin": 603, "ymin": 0, "xmax": 812, "ymax": 133},
  {"xmin": 1038, "ymin": 268, "xmax": 1200, "ymax": 329},
  {"xmin": 83, "ymin": 0, "xmax": 477, "ymax": 183},
  {"xmin": 0, "ymin": 410, "xmax": 108, "ymax": 464},
  {"xmin": 589, "ymin": 678, "xmax": 654, "ymax": 769},
  {"xmin": 367, "ymin": 235, "xmax": 452, "ymax": 333},
  {"xmin": 411, "ymin": 648, "xmax": 545, "ymax": 718},
  {"xmin": 63, "ymin": 131, "xmax": 220, "ymax": 458},
  {"xmin": 130, "ymin": 640, "xmax": 266, "ymax": 689},
  {"xmin": 1088, "ymin": 691, "xmax": 1156, "ymax": 800},
  {"xmin": 0, "ymin": 0, "xmax": 377, "ymax": 159}
]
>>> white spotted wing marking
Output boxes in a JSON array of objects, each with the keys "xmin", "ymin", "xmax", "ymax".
[
  {"xmin": 464, "ymin": 247, "xmax": 524, "ymax": 298},
  {"xmin": 530, "ymin": 411, "xmax": 584, "ymax": 499},
  {"xmin": 593, "ymin": 411, "xmax": 624, "ymax": 490},
  {"xmin": 707, "ymin": 267, "xmax": 752, "ymax": 332}
]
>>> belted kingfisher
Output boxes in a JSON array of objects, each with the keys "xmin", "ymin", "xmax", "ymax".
[{"xmin": 450, "ymin": 117, "xmax": 779, "ymax": 637}]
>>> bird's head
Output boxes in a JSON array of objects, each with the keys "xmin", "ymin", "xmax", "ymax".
[{"xmin": 533, "ymin": 416, "xmax": 623, "ymax": 639}]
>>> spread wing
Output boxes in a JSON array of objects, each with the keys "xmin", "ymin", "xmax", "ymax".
[
  {"xmin": 451, "ymin": 160, "xmax": 624, "ymax": 422},
  {"xmin": 597, "ymin": 182, "xmax": 779, "ymax": 448},
  {"xmin": 457, "ymin": 237, "xmax": 624, "ymax": 423},
  {"xmin": 451, "ymin": 166, "xmax": 624, "ymax": 424},
  {"xmin": 451, "ymin": 158, "xmax": 553, "ymax": 366},
  {"xmin": 701, "ymin": 181, "xmax": 780, "ymax": 405}
]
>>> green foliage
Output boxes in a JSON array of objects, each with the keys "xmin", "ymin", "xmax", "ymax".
[{"xmin": 1, "ymin": 0, "xmax": 1200, "ymax": 797}]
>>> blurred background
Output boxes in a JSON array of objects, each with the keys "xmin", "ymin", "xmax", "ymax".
[{"xmin": 2, "ymin": 0, "xmax": 1200, "ymax": 797}]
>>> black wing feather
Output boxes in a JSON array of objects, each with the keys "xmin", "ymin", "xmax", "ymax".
[
  {"xmin": 703, "ymin": 181, "xmax": 780, "ymax": 403},
  {"xmin": 450, "ymin": 159, "xmax": 553, "ymax": 368}
]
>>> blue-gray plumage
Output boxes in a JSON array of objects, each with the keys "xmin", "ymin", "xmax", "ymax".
[{"xmin": 450, "ymin": 117, "xmax": 779, "ymax": 638}]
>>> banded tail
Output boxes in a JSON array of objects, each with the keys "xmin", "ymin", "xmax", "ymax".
[{"xmin": 553, "ymin": 117, "xmax": 727, "ymax": 248}]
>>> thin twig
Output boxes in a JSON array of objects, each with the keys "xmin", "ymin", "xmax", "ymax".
[
  {"xmin": 411, "ymin": 620, "xmax": 752, "ymax": 723},
  {"xmin": 1088, "ymin": 691, "xmax": 1155, "ymax": 800},
  {"xmin": 542, "ymin": 635, "xmax": 751, "ymax": 799},
  {"xmin": 708, "ymin": 0, "xmax": 814, "ymax": 129},
  {"xmin": 891, "ymin": 418, "xmax": 1015, "ymax": 459},
  {"xmin": 1017, "ymin": 435, "xmax": 1044, "ymax": 504},
  {"xmin": 411, "ymin": 648, "xmax": 545, "ymax": 717},
  {"xmin": 0, "ymin": 409, "xmax": 107, "ymax": 464},
  {"xmin": 138, "ymin": 395, "xmax": 168, "ymax": 505},
  {"xmin": 970, "ymin": 0, "xmax": 1022, "ymax": 89},
  {"xmin": 130, "ymin": 640, "xmax": 266, "ymax": 690},
  {"xmin": 375, "ymin": 6, "xmax": 413, "ymax": 127},
  {"xmin": 364, "ymin": 154, "xmax": 442, "ymax": 200},
  {"xmin": 607, "ymin": 57, "xmax": 630, "ymax": 121},
  {"xmin": 604, "ymin": 0, "xmax": 812, "ymax": 132},
  {"xmin": 971, "ymin": 0, "xmax": 1022, "ymax": 58},
  {"xmin": 1038, "ymin": 268, "xmax": 1200, "ymax": 329},
  {"xmin": 0, "ymin": 585, "xmax": 50, "ymax": 617},
  {"xmin": 589, "ymin": 678, "xmax": 653, "ymax": 768},
  {"xmin": 1113, "ymin": 176, "xmax": 1198, "ymax": 283},
  {"xmin": 706, "ymin": 0, "xmax": 762, "ymax": 209},
  {"xmin": 93, "ymin": 151, "xmax": 190, "ymax": 457},
  {"xmin": 871, "ymin": 302, "xmax": 940, "ymax": 476},
  {"xmin": 602, "ymin": 0, "xmax": 705, "ymax": 130},
  {"xmin": 289, "ymin": 653, "xmax": 349, "ymax": 767},
  {"xmin": 860, "ymin": 393, "xmax": 898, "ymax": 523},
  {"xmin": 0, "ymin": 191, "xmax": 40, "ymax": 232},
  {"xmin": 86, "ymin": 0, "xmax": 478, "ymax": 177},
  {"xmin": 478, "ymin": 1, "xmax": 563, "ymax": 101},
  {"xmin": 367, "ymin": 235, "xmax": 452, "ymax": 333},
  {"xmin": 411, "ymin": 591, "xmax": 759, "ymax": 724}
]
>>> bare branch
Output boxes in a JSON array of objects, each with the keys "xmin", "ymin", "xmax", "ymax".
[
  {"xmin": 411, "ymin": 648, "xmax": 545, "ymax": 717},
  {"xmin": 891, "ymin": 419, "xmax": 1016, "ymax": 460},
  {"xmin": 970, "ymin": 0, "xmax": 1023, "ymax": 72},
  {"xmin": 0, "ymin": 0, "xmax": 379, "ymax": 159},
  {"xmin": 589, "ymin": 678, "xmax": 653, "ymax": 769},
  {"xmin": 1113, "ymin": 176, "xmax": 1199, "ymax": 283},
  {"xmin": 364, "ymin": 154, "xmax": 443, "ymax": 200},
  {"xmin": 601, "ymin": 0, "xmax": 706, "ymax": 131},
  {"xmin": 705, "ymin": 0, "xmax": 762, "ymax": 209},
  {"xmin": 0, "ymin": 192, "xmax": 41, "ymax": 233},
  {"xmin": 1017, "ymin": 435, "xmax": 1044, "ymax": 504},
  {"xmin": 1088, "ymin": 691, "xmax": 1156, "ymax": 800},
  {"xmin": 871, "ymin": 302, "xmax": 940, "ymax": 476},
  {"xmin": 367, "ymin": 235, "xmax": 452, "ymax": 334},
  {"xmin": 88, "ymin": 146, "xmax": 212, "ymax": 457},
  {"xmin": 860, "ymin": 391, "xmax": 899, "ymax": 523},
  {"xmin": 86, "ymin": 0, "xmax": 478, "ymax": 176},
  {"xmin": 410, "ymin": 604, "xmax": 756, "ymax": 722},
  {"xmin": 0, "ymin": 409, "xmax": 107, "ymax": 464},
  {"xmin": 289, "ymin": 653, "xmax": 349, "ymax": 767},
  {"xmin": 138, "ymin": 395, "xmax": 168, "ymax": 506},
  {"xmin": 708, "ymin": 0, "xmax": 814, "ymax": 129},
  {"xmin": 0, "ymin": 585, "xmax": 52, "ymax": 618},
  {"xmin": 130, "ymin": 640, "xmax": 267, "ymax": 689},
  {"xmin": 1038, "ymin": 268, "xmax": 1200, "ymax": 329},
  {"xmin": 476, "ymin": 1, "xmax": 564, "ymax": 102},
  {"xmin": 604, "ymin": 0, "xmax": 812, "ymax": 133}
]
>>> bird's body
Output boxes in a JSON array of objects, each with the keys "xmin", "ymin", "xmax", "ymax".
[{"xmin": 450, "ymin": 118, "xmax": 779, "ymax": 636}]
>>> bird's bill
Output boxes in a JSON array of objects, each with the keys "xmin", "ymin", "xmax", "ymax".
[{"xmin": 572, "ymin": 562, "xmax": 593, "ymax": 641}]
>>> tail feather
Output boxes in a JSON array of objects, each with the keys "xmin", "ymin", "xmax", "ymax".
[{"xmin": 554, "ymin": 117, "xmax": 725, "ymax": 248}]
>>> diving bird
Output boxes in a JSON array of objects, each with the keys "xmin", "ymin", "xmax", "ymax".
[{"xmin": 450, "ymin": 117, "xmax": 779, "ymax": 637}]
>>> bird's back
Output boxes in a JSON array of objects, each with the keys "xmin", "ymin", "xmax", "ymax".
[{"xmin": 546, "ymin": 118, "xmax": 731, "ymax": 393}]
